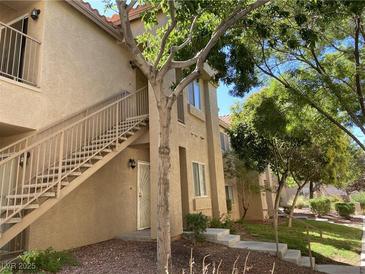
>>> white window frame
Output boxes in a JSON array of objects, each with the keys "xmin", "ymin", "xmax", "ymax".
[
  {"xmin": 192, "ymin": 161, "xmax": 207, "ymax": 197},
  {"xmin": 188, "ymin": 80, "xmax": 201, "ymax": 110}
]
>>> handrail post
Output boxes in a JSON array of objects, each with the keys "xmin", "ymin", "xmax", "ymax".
[
  {"xmin": 57, "ymin": 132, "xmax": 64, "ymax": 198},
  {"xmin": 116, "ymin": 103, "xmax": 119, "ymax": 148}
]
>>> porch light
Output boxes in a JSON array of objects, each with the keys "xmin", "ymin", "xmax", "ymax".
[
  {"xmin": 31, "ymin": 9, "xmax": 41, "ymax": 20},
  {"xmin": 128, "ymin": 158, "xmax": 137, "ymax": 169}
]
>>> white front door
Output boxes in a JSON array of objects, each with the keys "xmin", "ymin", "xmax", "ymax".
[{"xmin": 137, "ymin": 161, "xmax": 150, "ymax": 230}]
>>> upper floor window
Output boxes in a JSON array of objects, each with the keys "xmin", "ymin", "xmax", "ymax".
[
  {"xmin": 188, "ymin": 80, "xmax": 201, "ymax": 110},
  {"xmin": 193, "ymin": 162, "xmax": 207, "ymax": 197},
  {"xmin": 220, "ymin": 132, "xmax": 231, "ymax": 152}
]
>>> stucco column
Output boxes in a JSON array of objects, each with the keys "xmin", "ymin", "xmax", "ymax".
[{"xmin": 204, "ymin": 82, "xmax": 227, "ymax": 218}]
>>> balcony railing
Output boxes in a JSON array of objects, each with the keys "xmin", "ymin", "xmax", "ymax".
[{"xmin": 0, "ymin": 21, "xmax": 41, "ymax": 87}]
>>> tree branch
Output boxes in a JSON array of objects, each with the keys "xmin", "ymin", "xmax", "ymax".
[
  {"xmin": 256, "ymin": 63, "xmax": 365, "ymax": 151},
  {"xmin": 116, "ymin": 0, "xmax": 154, "ymax": 78},
  {"xmin": 154, "ymin": 0, "xmax": 177, "ymax": 68},
  {"xmin": 354, "ymin": 16, "xmax": 365, "ymax": 118}
]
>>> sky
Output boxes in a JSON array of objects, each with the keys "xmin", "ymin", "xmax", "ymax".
[{"xmin": 87, "ymin": 0, "xmax": 246, "ymax": 116}]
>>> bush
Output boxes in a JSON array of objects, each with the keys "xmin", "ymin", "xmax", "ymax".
[
  {"xmin": 186, "ymin": 213, "xmax": 209, "ymax": 242},
  {"xmin": 310, "ymin": 197, "xmax": 331, "ymax": 216},
  {"xmin": 209, "ymin": 214, "xmax": 235, "ymax": 233},
  {"xmin": 351, "ymin": 192, "xmax": 365, "ymax": 208},
  {"xmin": 335, "ymin": 202, "xmax": 355, "ymax": 219},
  {"xmin": 18, "ymin": 248, "xmax": 77, "ymax": 273},
  {"xmin": 288, "ymin": 196, "xmax": 309, "ymax": 209}
]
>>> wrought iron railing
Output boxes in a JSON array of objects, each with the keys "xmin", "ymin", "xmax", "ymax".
[{"xmin": 0, "ymin": 21, "xmax": 41, "ymax": 87}]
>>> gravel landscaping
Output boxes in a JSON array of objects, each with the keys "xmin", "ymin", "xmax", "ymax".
[{"xmin": 60, "ymin": 239, "xmax": 323, "ymax": 273}]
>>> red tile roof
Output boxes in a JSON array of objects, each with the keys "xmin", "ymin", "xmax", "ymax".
[
  {"xmin": 79, "ymin": 0, "xmax": 118, "ymax": 29},
  {"xmin": 107, "ymin": 5, "xmax": 151, "ymax": 26},
  {"xmin": 219, "ymin": 115, "xmax": 232, "ymax": 125}
]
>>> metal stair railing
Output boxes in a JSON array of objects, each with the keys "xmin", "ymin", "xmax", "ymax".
[
  {"xmin": 0, "ymin": 86, "xmax": 148, "ymax": 226},
  {"xmin": 0, "ymin": 90, "xmax": 133, "ymax": 162}
]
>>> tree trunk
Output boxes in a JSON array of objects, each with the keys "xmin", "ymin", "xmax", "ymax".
[
  {"xmin": 288, "ymin": 183, "xmax": 306, "ymax": 228},
  {"xmin": 156, "ymin": 101, "xmax": 173, "ymax": 274},
  {"xmin": 309, "ymin": 181, "xmax": 314, "ymax": 199},
  {"xmin": 273, "ymin": 179, "xmax": 285, "ymax": 257}
]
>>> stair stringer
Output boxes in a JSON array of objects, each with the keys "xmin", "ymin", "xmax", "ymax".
[{"xmin": 0, "ymin": 127, "xmax": 148, "ymax": 248}]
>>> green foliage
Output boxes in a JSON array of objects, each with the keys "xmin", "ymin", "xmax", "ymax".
[
  {"xmin": 209, "ymin": 214, "xmax": 235, "ymax": 233},
  {"xmin": 310, "ymin": 197, "xmax": 331, "ymax": 216},
  {"xmin": 19, "ymin": 248, "xmax": 78, "ymax": 273},
  {"xmin": 351, "ymin": 192, "xmax": 365, "ymax": 208},
  {"xmin": 290, "ymin": 195, "xmax": 309, "ymax": 209},
  {"xmin": 185, "ymin": 213, "xmax": 209, "ymax": 242},
  {"xmin": 335, "ymin": 203, "xmax": 355, "ymax": 219},
  {"xmin": 0, "ymin": 266, "xmax": 12, "ymax": 274}
]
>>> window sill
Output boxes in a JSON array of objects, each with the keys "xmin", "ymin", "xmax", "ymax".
[
  {"xmin": 0, "ymin": 75, "xmax": 41, "ymax": 93},
  {"xmin": 188, "ymin": 104, "xmax": 205, "ymax": 122},
  {"xmin": 193, "ymin": 196, "xmax": 211, "ymax": 211}
]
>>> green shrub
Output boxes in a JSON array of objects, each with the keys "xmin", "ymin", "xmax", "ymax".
[
  {"xmin": 288, "ymin": 196, "xmax": 309, "ymax": 209},
  {"xmin": 310, "ymin": 197, "xmax": 331, "ymax": 216},
  {"xmin": 335, "ymin": 202, "xmax": 355, "ymax": 219},
  {"xmin": 209, "ymin": 214, "xmax": 235, "ymax": 233},
  {"xmin": 351, "ymin": 192, "xmax": 365, "ymax": 208},
  {"xmin": 185, "ymin": 213, "xmax": 209, "ymax": 242},
  {"xmin": 19, "ymin": 248, "xmax": 78, "ymax": 273}
]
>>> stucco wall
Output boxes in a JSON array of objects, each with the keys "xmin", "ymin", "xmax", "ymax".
[
  {"xmin": 0, "ymin": 1, "xmax": 136, "ymax": 130},
  {"xmin": 27, "ymin": 144, "xmax": 149, "ymax": 251}
]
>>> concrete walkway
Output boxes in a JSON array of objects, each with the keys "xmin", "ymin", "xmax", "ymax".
[{"xmin": 202, "ymin": 228, "xmax": 315, "ymax": 268}]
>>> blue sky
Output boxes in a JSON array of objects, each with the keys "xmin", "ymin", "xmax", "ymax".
[{"xmin": 87, "ymin": 0, "xmax": 244, "ymax": 116}]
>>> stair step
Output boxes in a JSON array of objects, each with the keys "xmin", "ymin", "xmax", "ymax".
[
  {"xmin": 299, "ymin": 256, "xmax": 315, "ymax": 268},
  {"xmin": 1, "ymin": 204, "xmax": 39, "ymax": 210},
  {"xmin": 0, "ymin": 218, "xmax": 21, "ymax": 224},
  {"xmin": 72, "ymin": 148, "xmax": 112, "ymax": 157},
  {"xmin": 7, "ymin": 192, "xmax": 56, "ymax": 199},
  {"xmin": 23, "ymin": 181, "xmax": 69, "ymax": 189},
  {"xmin": 62, "ymin": 155, "xmax": 102, "ymax": 163},
  {"xmin": 82, "ymin": 143, "xmax": 114, "ymax": 150},
  {"xmin": 215, "ymin": 234, "xmax": 241, "ymax": 247},
  {"xmin": 49, "ymin": 163, "xmax": 92, "ymax": 171},
  {"xmin": 203, "ymin": 228, "xmax": 230, "ymax": 241},
  {"xmin": 231, "ymin": 241, "xmax": 288, "ymax": 257},
  {"xmin": 37, "ymin": 172, "xmax": 81, "ymax": 180},
  {"xmin": 283, "ymin": 249, "xmax": 301, "ymax": 264},
  {"xmin": 91, "ymin": 136, "xmax": 127, "ymax": 144}
]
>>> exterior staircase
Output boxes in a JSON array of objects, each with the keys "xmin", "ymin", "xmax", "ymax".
[
  {"xmin": 0, "ymin": 87, "xmax": 149, "ymax": 252},
  {"xmin": 203, "ymin": 228, "xmax": 316, "ymax": 269}
]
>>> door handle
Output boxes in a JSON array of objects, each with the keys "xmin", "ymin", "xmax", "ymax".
[{"xmin": 139, "ymin": 193, "xmax": 142, "ymax": 198}]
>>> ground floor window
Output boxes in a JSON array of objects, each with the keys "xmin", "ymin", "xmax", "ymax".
[
  {"xmin": 193, "ymin": 162, "xmax": 206, "ymax": 196},
  {"xmin": 225, "ymin": 185, "xmax": 234, "ymax": 211}
]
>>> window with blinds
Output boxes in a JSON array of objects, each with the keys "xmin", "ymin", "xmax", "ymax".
[
  {"xmin": 192, "ymin": 162, "xmax": 207, "ymax": 196},
  {"xmin": 188, "ymin": 80, "xmax": 201, "ymax": 110}
]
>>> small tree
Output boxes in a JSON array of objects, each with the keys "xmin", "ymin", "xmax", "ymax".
[
  {"xmin": 223, "ymin": 152, "xmax": 262, "ymax": 220},
  {"xmin": 104, "ymin": 0, "xmax": 272, "ymax": 272},
  {"xmin": 230, "ymin": 97, "xmax": 306, "ymax": 255}
]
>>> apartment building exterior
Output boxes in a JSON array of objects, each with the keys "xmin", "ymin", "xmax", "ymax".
[
  {"xmin": 0, "ymin": 0, "xmax": 228, "ymax": 254},
  {"xmin": 219, "ymin": 115, "xmax": 276, "ymax": 221}
]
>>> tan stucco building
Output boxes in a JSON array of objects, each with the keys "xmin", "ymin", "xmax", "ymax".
[
  {"xmin": 218, "ymin": 115, "xmax": 276, "ymax": 221},
  {"xmin": 0, "ymin": 0, "xmax": 230, "ymax": 254}
]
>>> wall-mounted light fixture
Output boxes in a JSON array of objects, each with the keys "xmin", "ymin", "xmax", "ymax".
[
  {"xmin": 128, "ymin": 158, "xmax": 137, "ymax": 169},
  {"xmin": 129, "ymin": 60, "xmax": 137, "ymax": 70},
  {"xmin": 31, "ymin": 9, "xmax": 41, "ymax": 20}
]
